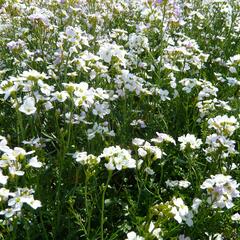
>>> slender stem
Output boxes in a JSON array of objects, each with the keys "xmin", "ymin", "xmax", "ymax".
[
  {"xmin": 15, "ymin": 97, "xmax": 25, "ymax": 143},
  {"xmin": 68, "ymin": 202, "xmax": 88, "ymax": 237},
  {"xmin": 101, "ymin": 171, "xmax": 112, "ymax": 240},
  {"xmin": 84, "ymin": 167, "xmax": 91, "ymax": 237},
  {"xmin": 54, "ymin": 107, "xmax": 66, "ymax": 237},
  {"xmin": 40, "ymin": 211, "xmax": 49, "ymax": 240},
  {"xmin": 66, "ymin": 96, "xmax": 74, "ymax": 150}
]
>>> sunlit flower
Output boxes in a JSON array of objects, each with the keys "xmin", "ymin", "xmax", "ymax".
[
  {"xmin": 99, "ymin": 146, "xmax": 136, "ymax": 171},
  {"xmin": 151, "ymin": 132, "xmax": 176, "ymax": 145},
  {"xmin": 178, "ymin": 134, "xmax": 202, "ymax": 150},
  {"xmin": 208, "ymin": 115, "xmax": 239, "ymax": 136},
  {"xmin": 28, "ymin": 156, "xmax": 43, "ymax": 168},
  {"xmin": 125, "ymin": 231, "xmax": 144, "ymax": 240},
  {"xmin": 170, "ymin": 197, "xmax": 193, "ymax": 227},
  {"xmin": 231, "ymin": 213, "xmax": 240, "ymax": 221},
  {"xmin": 19, "ymin": 97, "xmax": 37, "ymax": 115},
  {"xmin": 201, "ymin": 174, "xmax": 240, "ymax": 209}
]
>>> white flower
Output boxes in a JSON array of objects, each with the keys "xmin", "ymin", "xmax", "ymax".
[
  {"xmin": 208, "ymin": 115, "xmax": 239, "ymax": 136},
  {"xmin": 22, "ymin": 137, "xmax": 44, "ymax": 148},
  {"xmin": 170, "ymin": 197, "xmax": 193, "ymax": 227},
  {"xmin": 99, "ymin": 146, "xmax": 136, "ymax": 171},
  {"xmin": 166, "ymin": 180, "xmax": 179, "ymax": 188},
  {"xmin": 159, "ymin": 89, "xmax": 170, "ymax": 101},
  {"xmin": 144, "ymin": 167, "xmax": 155, "ymax": 175},
  {"xmin": 178, "ymin": 180, "xmax": 191, "ymax": 189},
  {"xmin": 130, "ymin": 120, "xmax": 146, "ymax": 128},
  {"xmin": 132, "ymin": 138, "xmax": 145, "ymax": 146},
  {"xmin": 180, "ymin": 78, "xmax": 199, "ymax": 93},
  {"xmin": 128, "ymin": 33, "xmax": 149, "ymax": 53},
  {"xmin": 21, "ymin": 70, "xmax": 47, "ymax": 81},
  {"xmin": 0, "ymin": 136, "xmax": 9, "ymax": 153},
  {"xmin": 38, "ymin": 80, "xmax": 54, "ymax": 96},
  {"xmin": 6, "ymin": 188, "xmax": 41, "ymax": 214},
  {"xmin": 0, "ymin": 188, "xmax": 10, "ymax": 201},
  {"xmin": 87, "ymin": 122, "xmax": 115, "ymax": 140},
  {"xmin": 28, "ymin": 156, "xmax": 43, "ymax": 168},
  {"xmin": 138, "ymin": 148, "xmax": 147, "ymax": 157},
  {"xmin": 7, "ymin": 39, "xmax": 25, "ymax": 51},
  {"xmin": 165, "ymin": 180, "xmax": 191, "ymax": 189},
  {"xmin": 205, "ymin": 232, "xmax": 224, "ymax": 240},
  {"xmin": 92, "ymin": 102, "xmax": 110, "ymax": 118},
  {"xmin": 201, "ymin": 174, "xmax": 240, "ymax": 209},
  {"xmin": 231, "ymin": 213, "xmax": 240, "ymax": 221},
  {"xmin": 73, "ymin": 152, "xmax": 98, "ymax": 165},
  {"xmin": 178, "ymin": 134, "xmax": 202, "ymax": 150},
  {"xmin": 44, "ymin": 101, "xmax": 54, "ymax": 110},
  {"xmin": 204, "ymin": 134, "xmax": 238, "ymax": 158},
  {"xmin": 0, "ymin": 170, "xmax": 8, "ymax": 185},
  {"xmin": 73, "ymin": 152, "xmax": 88, "ymax": 164},
  {"xmin": 198, "ymin": 80, "xmax": 218, "ymax": 101},
  {"xmin": 191, "ymin": 198, "xmax": 202, "ymax": 213},
  {"xmin": 29, "ymin": 12, "xmax": 50, "ymax": 26},
  {"xmin": 173, "ymin": 198, "xmax": 189, "ymax": 216},
  {"xmin": 51, "ymin": 91, "xmax": 69, "ymax": 102},
  {"xmin": 98, "ymin": 42, "xmax": 126, "ymax": 66},
  {"xmin": 179, "ymin": 235, "xmax": 191, "ymax": 240},
  {"xmin": 19, "ymin": 97, "xmax": 37, "ymax": 115},
  {"xmin": 9, "ymin": 166, "xmax": 24, "ymax": 176},
  {"xmin": 148, "ymin": 221, "xmax": 162, "ymax": 239},
  {"xmin": 141, "ymin": 142, "xmax": 163, "ymax": 160},
  {"xmin": 151, "ymin": 132, "xmax": 176, "ymax": 145},
  {"xmin": 28, "ymin": 200, "xmax": 42, "ymax": 209},
  {"xmin": 125, "ymin": 231, "xmax": 144, "ymax": 240},
  {"xmin": 0, "ymin": 208, "xmax": 16, "ymax": 218}
]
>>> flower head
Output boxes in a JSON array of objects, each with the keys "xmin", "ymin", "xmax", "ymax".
[{"xmin": 19, "ymin": 97, "xmax": 37, "ymax": 115}]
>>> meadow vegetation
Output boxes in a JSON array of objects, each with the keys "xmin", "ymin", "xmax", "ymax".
[{"xmin": 0, "ymin": 0, "xmax": 240, "ymax": 239}]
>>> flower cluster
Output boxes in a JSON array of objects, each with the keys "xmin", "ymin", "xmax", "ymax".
[
  {"xmin": 99, "ymin": 146, "xmax": 136, "ymax": 171},
  {"xmin": 0, "ymin": 0, "xmax": 240, "ymax": 238},
  {"xmin": 208, "ymin": 115, "xmax": 239, "ymax": 136},
  {"xmin": 178, "ymin": 134, "xmax": 202, "ymax": 151},
  {"xmin": 0, "ymin": 136, "xmax": 42, "ymax": 223},
  {"xmin": 73, "ymin": 152, "xmax": 98, "ymax": 165},
  {"xmin": 132, "ymin": 137, "xmax": 164, "ymax": 160},
  {"xmin": 201, "ymin": 174, "xmax": 240, "ymax": 209},
  {"xmin": 170, "ymin": 197, "xmax": 193, "ymax": 227}
]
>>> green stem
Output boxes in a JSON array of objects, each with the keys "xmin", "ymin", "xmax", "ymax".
[
  {"xmin": 66, "ymin": 97, "xmax": 74, "ymax": 150},
  {"xmin": 68, "ymin": 202, "xmax": 88, "ymax": 238},
  {"xmin": 15, "ymin": 97, "xmax": 25, "ymax": 143},
  {"xmin": 101, "ymin": 171, "xmax": 112, "ymax": 240},
  {"xmin": 54, "ymin": 107, "xmax": 66, "ymax": 237},
  {"xmin": 84, "ymin": 168, "xmax": 91, "ymax": 237},
  {"xmin": 40, "ymin": 211, "xmax": 49, "ymax": 240}
]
